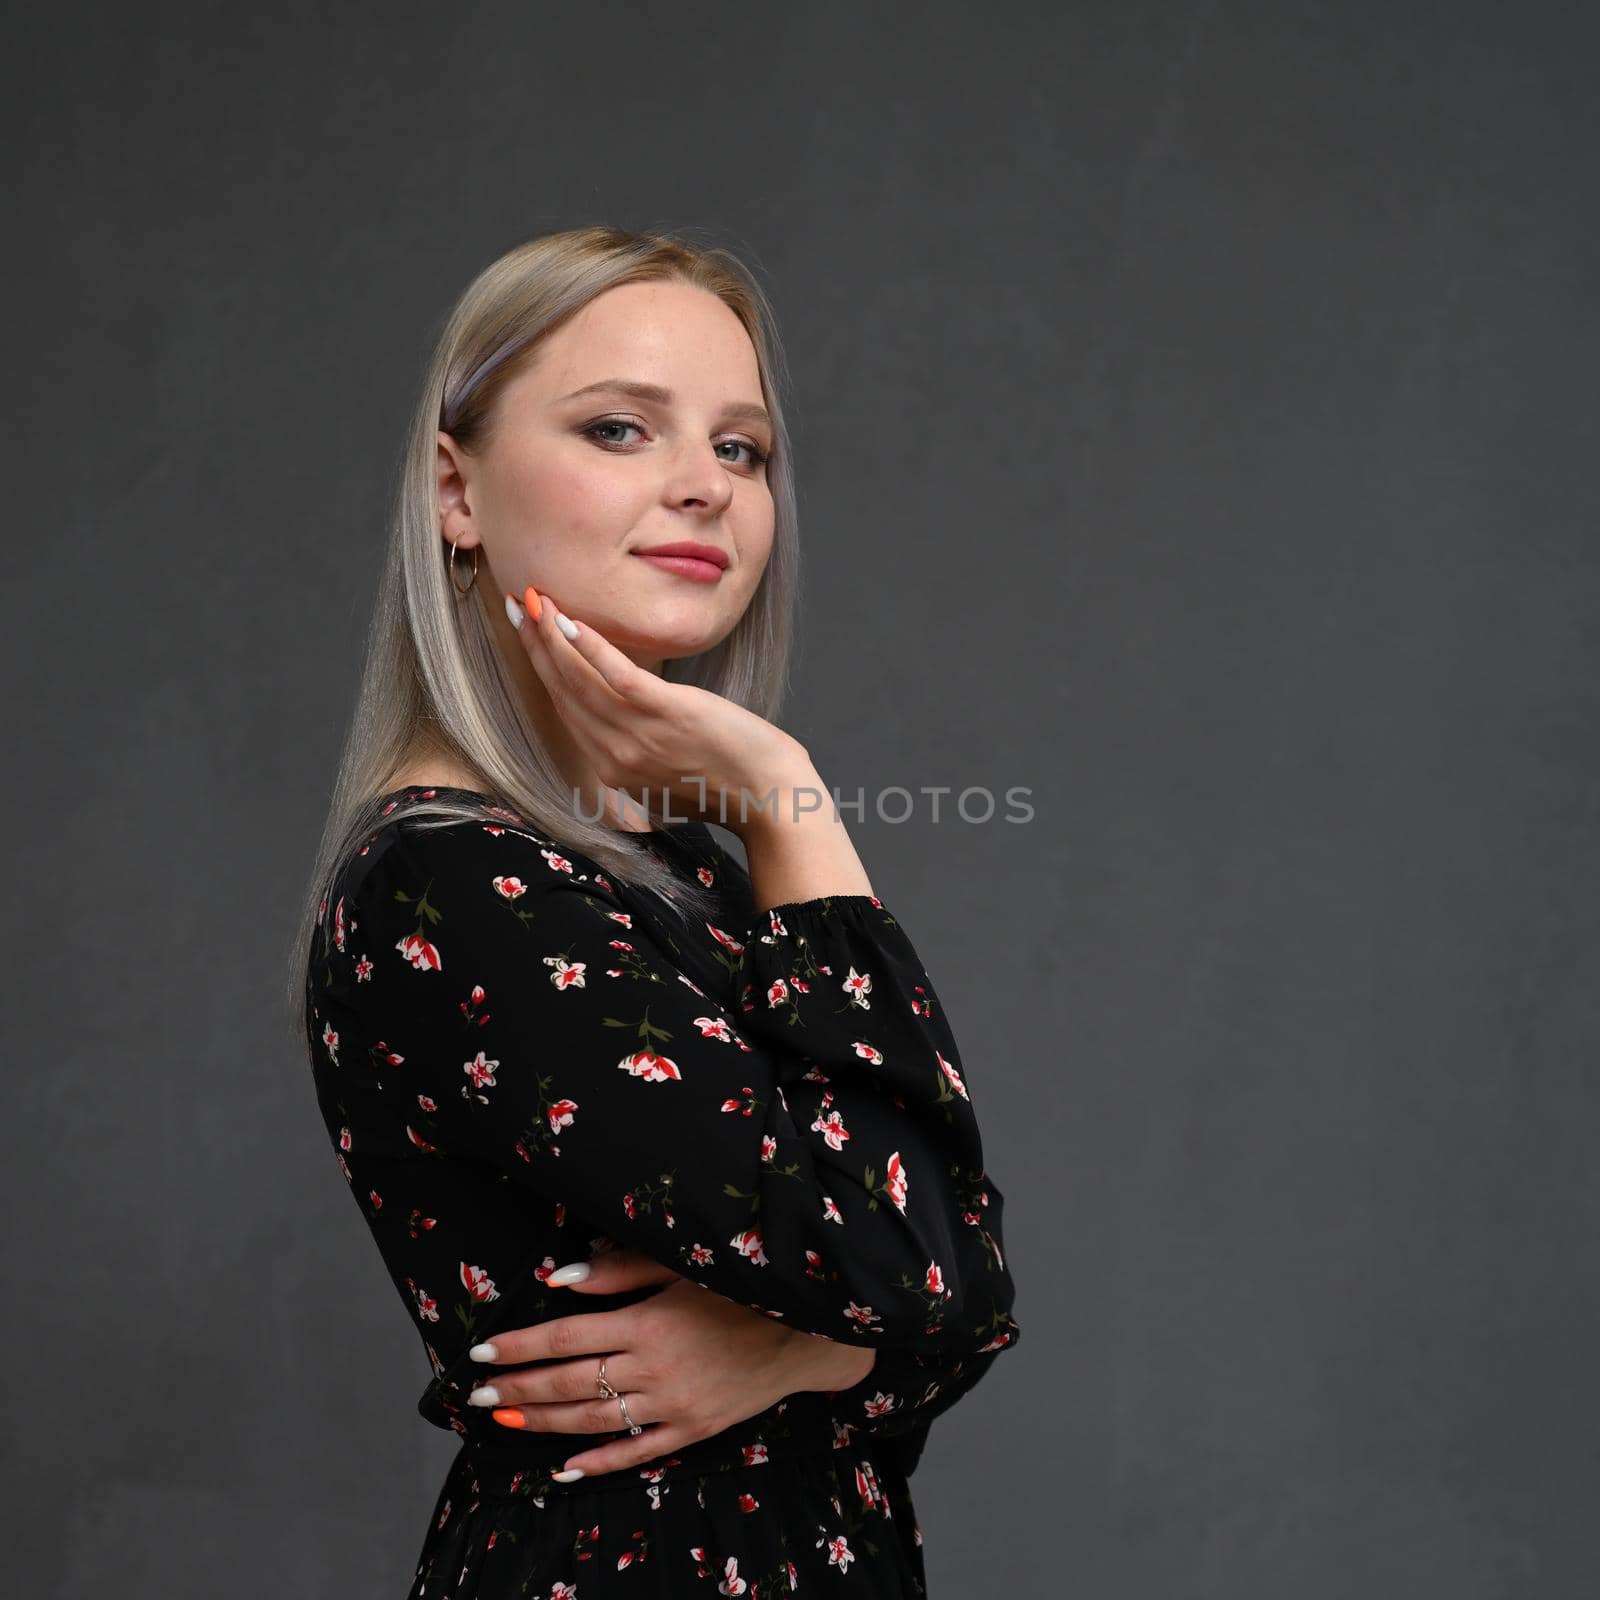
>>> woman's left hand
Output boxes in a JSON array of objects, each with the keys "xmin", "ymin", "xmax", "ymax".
[{"xmin": 466, "ymin": 1247, "xmax": 877, "ymax": 1478}]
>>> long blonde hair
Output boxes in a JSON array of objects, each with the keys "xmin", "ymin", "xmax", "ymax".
[{"xmin": 282, "ymin": 225, "xmax": 801, "ymax": 1046}]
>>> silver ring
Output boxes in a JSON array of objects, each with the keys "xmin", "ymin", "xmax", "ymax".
[{"xmin": 615, "ymin": 1392, "xmax": 644, "ymax": 1436}]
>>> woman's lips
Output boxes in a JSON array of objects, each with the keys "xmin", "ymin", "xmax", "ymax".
[{"xmin": 632, "ymin": 553, "xmax": 724, "ymax": 583}]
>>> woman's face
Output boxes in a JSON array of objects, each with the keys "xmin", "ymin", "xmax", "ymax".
[{"xmin": 438, "ymin": 279, "xmax": 777, "ymax": 669}]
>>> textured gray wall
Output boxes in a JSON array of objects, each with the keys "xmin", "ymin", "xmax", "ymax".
[{"xmin": 7, "ymin": 0, "xmax": 1598, "ymax": 1594}]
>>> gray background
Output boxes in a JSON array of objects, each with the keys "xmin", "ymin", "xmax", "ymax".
[{"xmin": 7, "ymin": 0, "xmax": 1598, "ymax": 1594}]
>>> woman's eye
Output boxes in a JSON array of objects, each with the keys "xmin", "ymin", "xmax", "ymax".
[
  {"xmin": 583, "ymin": 419, "xmax": 645, "ymax": 447},
  {"xmin": 582, "ymin": 418, "xmax": 769, "ymax": 470},
  {"xmin": 716, "ymin": 439, "xmax": 769, "ymax": 468}
]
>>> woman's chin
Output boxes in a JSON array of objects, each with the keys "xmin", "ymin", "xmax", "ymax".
[{"xmin": 603, "ymin": 616, "xmax": 731, "ymax": 663}]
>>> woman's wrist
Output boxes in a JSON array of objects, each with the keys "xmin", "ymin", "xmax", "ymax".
[
  {"xmin": 733, "ymin": 759, "xmax": 876, "ymax": 908},
  {"xmin": 785, "ymin": 1329, "xmax": 878, "ymax": 1395}
]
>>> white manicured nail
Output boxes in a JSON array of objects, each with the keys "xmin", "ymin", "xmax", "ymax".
[
  {"xmin": 468, "ymin": 1385, "xmax": 500, "ymax": 1406},
  {"xmin": 555, "ymin": 612, "xmax": 579, "ymax": 640},
  {"xmin": 552, "ymin": 1467, "xmax": 585, "ymax": 1482},
  {"xmin": 505, "ymin": 594, "xmax": 526, "ymax": 628},
  {"xmin": 469, "ymin": 1342, "xmax": 499, "ymax": 1362},
  {"xmin": 548, "ymin": 1261, "xmax": 591, "ymax": 1286}
]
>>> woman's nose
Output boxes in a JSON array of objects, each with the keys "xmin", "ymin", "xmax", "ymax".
[{"xmin": 663, "ymin": 443, "xmax": 735, "ymax": 510}]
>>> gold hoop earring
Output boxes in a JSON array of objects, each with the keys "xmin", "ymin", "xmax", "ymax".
[{"xmin": 448, "ymin": 535, "xmax": 480, "ymax": 598}]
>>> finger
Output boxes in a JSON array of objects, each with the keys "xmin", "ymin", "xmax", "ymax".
[
  {"xmin": 517, "ymin": 585, "xmax": 664, "ymax": 716},
  {"xmin": 558, "ymin": 1421, "xmax": 691, "ymax": 1479},
  {"xmin": 471, "ymin": 1348, "xmax": 644, "ymax": 1409},
  {"xmin": 535, "ymin": 590, "xmax": 666, "ymax": 710},
  {"xmin": 508, "ymin": 587, "xmax": 634, "ymax": 734},
  {"xmin": 468, "ymin": 1304, "xmax": 639, "ymax": 1367},
  {"xmin": 546, "ymin": 1249, "xmax": 680, "ymax": 1295},
  {"xmin": 489, "ymin": 1391, "xmax": 660, "ymax": 1437}
]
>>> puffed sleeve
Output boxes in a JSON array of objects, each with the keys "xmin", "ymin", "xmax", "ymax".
[
  {"xmin": 732, "ymin": 893, "xmax": 1021, "ymax": 1437},
  {"xmin": 352, "ymin": 818, "xmax": 1021, "ymax": 1371}
]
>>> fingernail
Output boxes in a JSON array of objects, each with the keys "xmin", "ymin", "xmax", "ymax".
[
  {"xmin": 504, "ymin": 592, "xmax": 525, "ymax": 628},
  {"xmin": 552, "ymin": 1467, "xmax": 585, "ymax": 1482},
  {"xmin": 468, "ymin": 1385, "xmax": 501, "ymax": 1406},
  {"xmin": 522, "ymin": 585, "xmax": 543, "ymax": 622},
  {"xmin": 555, "ymin": 612, "xmax": 579, "ymax": 641},
  {"xmin": 469, "ymin": 1342, "xmax": 498, "ymax": 1362},
  {"xmin": 548, "ymin": 1261, "xmax": 591, "ymax": 1287},
  {"xmin": 491, "ymin": 1408, "xmax": 525, "ymax": 1429}
]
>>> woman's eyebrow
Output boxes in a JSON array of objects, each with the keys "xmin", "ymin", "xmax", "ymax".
[{"xmin": 555, "ymin": 378, "xmax": 771, "ymax": 427}]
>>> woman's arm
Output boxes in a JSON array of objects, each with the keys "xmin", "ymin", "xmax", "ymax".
[{"xmin": 335, "ymin": 816, "xmax": 1018, "ymax": 1365}]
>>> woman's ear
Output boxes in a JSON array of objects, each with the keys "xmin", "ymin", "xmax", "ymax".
[{"xmin": 437, "ymin": 430, "xmax": 476, "ymax": 546}]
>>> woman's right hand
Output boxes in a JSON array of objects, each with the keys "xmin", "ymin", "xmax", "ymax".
[
  {"xmin": 468, "ymin": 1247, "xmax": 879, "ymax": 1481},
  {"xmin": 507, "ymin": 585, "xmax": 812, "ymax": 838}
]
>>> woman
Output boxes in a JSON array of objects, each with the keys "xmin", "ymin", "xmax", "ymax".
[{"xmin": 291, "ymin": 225, "xmax": 1022, "ymax": 1597}]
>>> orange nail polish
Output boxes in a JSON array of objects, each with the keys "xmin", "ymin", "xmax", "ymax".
[
  {"xmin": 522, "ymin": 586, "xmax": 543, "ymax": 622},
  {"xmin": 492, "ymin": 1407, "xmax": 525, "ymax": 1429}
]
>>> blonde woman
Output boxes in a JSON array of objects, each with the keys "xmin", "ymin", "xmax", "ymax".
[{"xmin": 293, "ymin": 225, "xmax": 1022, "ymax": 1598}]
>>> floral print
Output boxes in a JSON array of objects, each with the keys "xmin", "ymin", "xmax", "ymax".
[{"xmin": 305, "ymin": 786, "xmax": 1021, "ymax": 1596}]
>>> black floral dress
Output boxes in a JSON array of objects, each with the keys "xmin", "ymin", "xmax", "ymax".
[{"xmin": 303, "ymin": 786, "xmax": 1022, "ymax": 1598}]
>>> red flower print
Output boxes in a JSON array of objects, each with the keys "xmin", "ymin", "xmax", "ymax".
[
  {"xmin": 547, "ymin": 1098, "xmax": 577, "ymax": 1135},
  {"xmin": 884, "ymin": 1151, "xmax": 908, "ymax": 1214},
  {"xmin": 405, "ymin": 1125, "xmax": 440, "ymax": 1153},
  {"xmin": 810, "ymin": 1105, "xmax": 849, "ymax": 1151},
  {"xmin": 862, "ymin": 1390, "xmax": 896, "ymax": 1418},
  {"xmin": 618, "ymin": 1049, "xmax": 682, "ymax": 1083},
  {"xmin": 718, "ymin": 1554, "xmax": 747, "ymax": 1593},
  {"xmin": 396, "ymin": 932, "xmax": 442, "ymax": 973},
  {"xmin": 689, "ymin": 1243, "xmax": 714, "ymax": 1265},
  {"xmin": 822, "ymin": 1533, "xmax": 854, "ymax": 1571},
  {"xmin": 463, "ymin": 1051, "xmax": 498, "ymax": 1090},
  {"xmin": 938, "ymin": 1050, "xmax": 969, "ymax": 1099},
  {"xmin": 737, "ymin": 1492, "xmax": 759, "ymax": 1512},
  {"xmin": 321, "ymin": 1020, "xmax": 340, "ymax": 1065},
  {"xmin": 544, "ymin": 956, "xmax": 587, "ymax": 990},
  {"xmin": 741, "ymin": 1441, "xmax": 769, "ymax": 1466},
  {"xmin": 540, "ymin": 849, "xmax": 574, "ymax": 874},
  {"xmin": 841, "ymin": 966, "xmax": 873, "ymax": 1008},
  {"xmin": 851, "ymin": 1040, "xmax": 883, "ymax": 1064},
  {"xmin": 822, "ymin": 1195, "xmax": 843, "ymax": 1224},
  {"xmin": 695, "ymin": 1015, "xmax": 735, "ymax": 1041},
  {"xmin": 730, "ymin": 1227, "xmax": 768, "ymax": 1265},
  {"xmin": 707, "ymin": 923, "xmax": 745, "ymax": 954},
  {"xmin": 925, "ymin": 1260, "xmax": 945, "ymax": 1297},
  {"xmin": 766, "ymin": 977, "xmax": 789, "ymax": 1007},
  {"xmin": 492, "ymin": 874, "xmax": 527, "ymax": 902},
  {"xmin": 459, "ymin": 1262, "xmax": 500, "ymax": 1302},
  {"xmin": 843, "ymin": 1300, "xmax": 882, "ymax": 1331},
  {"xmin": 721, "ymin": 1085, "xmax": 757, "ymax": 1115}
]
